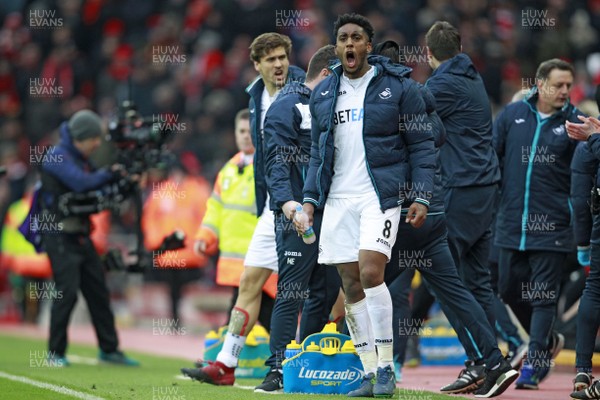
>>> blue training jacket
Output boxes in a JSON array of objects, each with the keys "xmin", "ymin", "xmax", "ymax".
[
  {"xmin": 571, "ymin": 142, "xmax": 600, "ymax": 246},
  {"xmin": 264, "ymin": 81, "xmax": 312, "ymax": 210},
  {"xmin": 41, "ymin": 123, "xmax": 115, "ymax": 197},
  {"xmin": 302, "ymin": 55, "xmax": 436, "ymax": 212},
  {"xmin": 425, "ymin": 53, "xmax": 500, "ymax": 188},
  {"xmin": 571, "ymin": 137, "xmax": 600, "ymax": 245},
  {"xmin": 493, "ymin": 89, "xmax": 585, "ymax": 252},
  {"xmin": 246, "ymin": 65, "xmax": 306, "ymax": 216}
]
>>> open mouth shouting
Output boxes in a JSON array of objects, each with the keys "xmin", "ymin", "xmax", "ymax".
[
  {"xmin": 274, "ymin": 69, "xmax": 284, "ymax": 83},
  {"xmin": 346, "ymin": 50, "xmax": 356, "ymax": 69}
]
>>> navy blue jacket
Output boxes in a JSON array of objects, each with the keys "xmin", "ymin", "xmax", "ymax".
[
  {"xmin": 493, "ymin": 90, "xmax": 585, "ymax": 252},
  {"xmin": 401, "ymin": 84, "xmax": 446, "ymax": 215},
  {"xmin": 246, "ymin": 65, "xmax": 305, "ymax": 215},
  {"xmin": 303, "ymin": 55, "xmax": 436, "ymax": 212},
  {"xmin": 264, "ymin": 82, "xmax": 312, "ymax": 210},
  {"xmin": 41, "ymin": 123, "xmax": 115, "ymax": 196},
  {"xmin": 425, "ymin": 53, "xmax": 500, "ymax": 188},
  {"xmin": 570, "ymin": 141, "xmax": 597, "ymax": 245}
]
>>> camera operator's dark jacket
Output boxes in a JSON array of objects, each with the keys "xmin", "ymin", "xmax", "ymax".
[
  {"xmin": 493, "ymin": 90, "xmax": 584, "ymax": 252},
  {"xmin": 246, "ymin": 65, "xmax": 306, "ymax": 216},
  {"xmin": 39, "ymin": 122, "xmax": 115, "ymax": 234},
  {"xmin": 263, "ymin": 81, "xmax": 312, "ymax": 211},
  {"xmin": 303, "ymin": 55, "xmax": 435, "ymax": 212},
  {"xmin": 571, "ymin": 139, "xmax": 600, "ymax": 245}
]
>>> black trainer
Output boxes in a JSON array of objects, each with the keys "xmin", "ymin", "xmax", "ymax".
[
  {"xmin": 440, "ymin": 360, "xmax": 486, "ymax": 394},
  {"xmin": 474, "ymin": 358, "xmax": 519, "ymax": 398},
  {"xmin": 574, "ymin": 372, "xmax": 594, "ymax": 392},
  {"xmin": 572, "ymin": 380, "xmax": 600, "ymax": 399},
  {"xmin": 254, "ymin": 369, "xmax": 283, "ymax": 393}
]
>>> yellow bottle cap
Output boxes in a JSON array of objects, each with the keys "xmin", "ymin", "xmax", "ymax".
[
  {"xmin": 287, "ymin": 340, "xmax": 302, "ymax": 349},
  {"xmin": 341, "ymin": 340, "xmax": 356, "ymax": 353},
  {"xmin": 321, "ymin": 322, "xmax": 338, "ymax": 333},
  {"xmin": 306, "ymin": 341, "xmax": 320, "ymax": 351},
  {"xmin": 205, "ymin": 330, "xmax": 219, "ymax": 339}
]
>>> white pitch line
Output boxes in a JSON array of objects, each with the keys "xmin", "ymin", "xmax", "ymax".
[
  {"xmin": 0, "ymin": 371, "xmax": 106, "ymax": 400},
  {"xmin": 68, "ymin": 355, "xmax": 99, "ymax": 365}
]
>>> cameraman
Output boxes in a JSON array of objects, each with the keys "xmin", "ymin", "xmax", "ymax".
[{"xmin": 39, "ymin": 109, "xmax": 138, "ymax": 367}]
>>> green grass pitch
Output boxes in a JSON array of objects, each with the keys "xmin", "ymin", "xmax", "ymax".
[{"xmin": 0, "ymin": 333, "xmax": 468, "ymax": 399}]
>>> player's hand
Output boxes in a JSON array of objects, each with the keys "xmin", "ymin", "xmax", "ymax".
[
  {"xmin": 193, "ymin": 240, "xmax": 207, "ymax": 256},
  {"xmin": 566, "ymin": 115, "xmax": 600, "ymax": 141},
  {"xmin": 282, "ymin": 200, "xmax": 302, "ymax": 221},
  {"xmin": 405, "ymin": 202, "xmax": 427, "ymax": 228},
  {"xmin": 294, "ymin": 203, "xmax": 315, "ymax": 234}
]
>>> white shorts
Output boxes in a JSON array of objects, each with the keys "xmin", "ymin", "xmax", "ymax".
[
  {"xmin": 318, "ymin": 192, "xmax": 400, "ymax": 264},
  {"xmin": 244, "ymin": 207, "xmax": 278, "ymax": 271}
]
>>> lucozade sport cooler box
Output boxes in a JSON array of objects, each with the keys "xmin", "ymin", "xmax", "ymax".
[{"xmin": 282, "ymin": 323, "xmax": 364, "ymax": 394}]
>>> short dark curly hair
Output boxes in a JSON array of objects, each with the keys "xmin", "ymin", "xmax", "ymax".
[{"xmin": 333, "ymin": 13, "xmax": 374, "ymax": 43}]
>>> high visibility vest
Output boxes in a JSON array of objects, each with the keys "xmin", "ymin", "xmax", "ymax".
[
  {"xmin": 195, "ymin": 152, "xmax": 277, "ymax": 298},
  {"xmin": 142, "ymin": 175, "xmax": 212, "ymax": 269},
  {"xmin": 1, "ymin": 194, "xmax": 110, "ymax": 278}
]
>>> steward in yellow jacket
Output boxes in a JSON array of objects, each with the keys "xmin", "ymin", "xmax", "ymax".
[{"xmin": 195, "ymin": 151, "xmax": 277, "ymax": 298}]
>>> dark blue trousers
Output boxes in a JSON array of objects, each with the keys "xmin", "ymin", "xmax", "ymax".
[
  {"xmin": 265, "ymin": 211, "xmax": 341, "ymax": 369},
  {"xmin": 498, "ymin": 248, "xmax": 565, "ymax": 364},
  {"xmin": 388, "ymin": 214, "xmax": 503, "ymax": 367},
  {"xmin": 576, "ymin": 215, "xmax": 600, "ymax": 370},
  {"xmin": 444, "ymin": 185, "xmax": 498, "ymax": 331}
]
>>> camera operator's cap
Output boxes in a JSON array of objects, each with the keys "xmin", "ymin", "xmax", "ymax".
[{"xmin": 68, "ymin": 110, "xmax": 104, "ymax": 141}]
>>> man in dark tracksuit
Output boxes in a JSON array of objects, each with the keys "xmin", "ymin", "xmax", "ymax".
[
  {"xmin": 257, "ymin": 45, "xmax": 341, "ymax": 393},
  {"xmin": 424, "ymin": 21, "xmax": 499, "ymax": 333},
  {"xmin": 379, "ymin": 57, "xmax": 518, "ymax": 397},
  {"xmin": 493, "ymin": 59, "xmax": 584, "ymax": 389},
  {"xmin": 569, "ymin": 139, "xmax": 600, "ymax": 398},
  {"xmin": 424, "ymin": 21, "xmax": 500, "ymax": 391},
  {"xmin": 39, "ymin": 110, "xmax": 138, "ymax": 366}
]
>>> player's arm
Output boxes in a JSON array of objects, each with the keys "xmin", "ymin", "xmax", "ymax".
[
  {"xmin": 571, "ymin": 142, "xmax": 597, "ymax": 265},
  {"xmin": 302, "ymin": 93, "xmax": 323, "ymax": 210},
  {"xmin": 424, "ymin": 76, "xmax": 457, "ymax": 120},
  {"xmin": 400, "ymin": 80, "xmax": 436, "ymax": 227},
  {"xmin": 264, "ymin": 97, "xmax": 302, "ymax": 219},
  {"xmin": 194, "ymin": 170, "xmax": 224, "ymax": 256}
]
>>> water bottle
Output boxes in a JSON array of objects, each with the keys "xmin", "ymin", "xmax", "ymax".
[
  {"xmin": 294, "ymin": 205, "xmax": 316, "ymax": 244},
  {"xmin": 285, "ymin": 340, "xmax": 302, "ymax": 359}
]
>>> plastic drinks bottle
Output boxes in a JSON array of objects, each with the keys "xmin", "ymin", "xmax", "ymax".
[{"xmin": 294, "ymin": 205, "xmax": 316, "ymax": 244}]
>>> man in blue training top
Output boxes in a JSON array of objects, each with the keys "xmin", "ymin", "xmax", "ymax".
[{"xmin": 494, "ymin": 58, "xmax": 584, "ymax": 389}]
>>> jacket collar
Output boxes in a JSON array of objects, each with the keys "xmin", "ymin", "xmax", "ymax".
[{"xmin": 523, "ymin": 86, "xmax": 573, "ymax": 119}]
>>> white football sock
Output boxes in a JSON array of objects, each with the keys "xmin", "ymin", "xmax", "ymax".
[
  {"xmin": 216, "ymin": 332, "xmax": 245, "ymax": 368},
  {"xmin": 345, "ymin": 298, "xmax": 377, "ymax": 375},
  {"xmin": 364, "ymin": 283, "xmax": 394, "ymax": 369}
]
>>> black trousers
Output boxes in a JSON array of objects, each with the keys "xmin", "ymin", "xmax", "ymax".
[
  {"xmin": 43, "ymin": 233, "xmax": 119, "ymax": 356},
  {"xmin": 265, "ymin": 211, "xmax": 341, "ymax": 369}
]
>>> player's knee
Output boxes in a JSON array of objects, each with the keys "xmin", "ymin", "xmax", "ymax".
[{"xmin": 359, "ymin": 264, "xmax": 384, "ymax": 289}]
